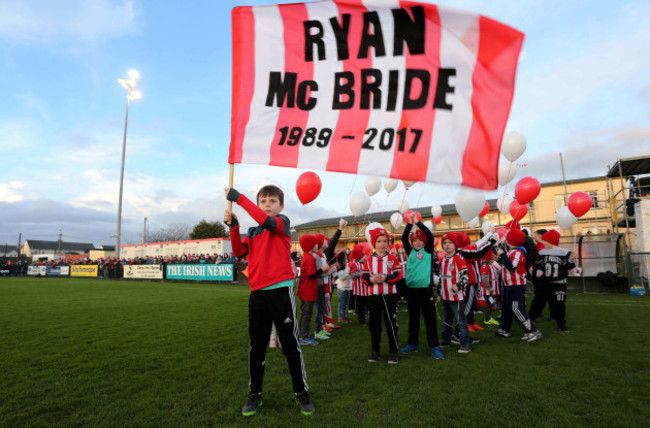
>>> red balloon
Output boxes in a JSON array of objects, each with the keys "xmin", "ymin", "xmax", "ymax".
[
  {"xmin": 509, "ymin": 200, "xmax": 528, "ymax": 221},
  {"xmin": 568, "ymin": 192, "xmax": 592, "ymax": 217},
  {"xmin": 479, "ymin": 201, "xmax": 490, "ymax": 217},
  {"xmin": 404, "ymin": 210, "xmax": 422, "ymax": 222},
  {"xmin": 433, "ymin": 216, "xmax": 442, "ymax": 225},
  {"xmin": 496, "ymin": 228, "xmax": 507, "ymax": 238},
  {"xmin": 296, "ymin": 171, "xmax": 322, "ymax": 205},
  {"xmin": 515, "ymin": 177, "xmax": 541, "ymax": 204}
]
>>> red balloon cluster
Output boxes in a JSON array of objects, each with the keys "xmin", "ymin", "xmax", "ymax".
[
  {"xmin": 509, "ymin": 200, "xmax": 528, "ymax": 221},
  {"xmin": 433, "ymin": 216, "xmax": 443, "ymax": 225},
  {"xmin": 515, "ymin": 177, "xmax": 541, "ymax": 204},
  {"xmin": 404, "ymin": 210, "xmax": 422, "ymax": 222},
  {"xmin": 296, "ymin": 171, "xmax": 322, "ymax": 205},
  {"xmin": 567, "ymin": 192, "xmax": 592, "ymax": 217}
]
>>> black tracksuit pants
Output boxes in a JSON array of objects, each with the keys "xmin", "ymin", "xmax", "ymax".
[
  {"xmin": 367, "ymin": 294, "xmax": 399, "ymax": 354},
  {"xmin": 406, "ymin": 287, "xmax": 440, "ymax": 348},
  {"xmin": 248, "ymin": 287, "xmax": 308, "ymax": 394}
]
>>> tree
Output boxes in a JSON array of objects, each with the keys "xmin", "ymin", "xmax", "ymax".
[
  {"xmin": 189, "ymin": 220, "xmax": 229, "ymax": 240},
  {"xmin": 145, "ymin": 223, "xmax": 190, "ymax": 243}
]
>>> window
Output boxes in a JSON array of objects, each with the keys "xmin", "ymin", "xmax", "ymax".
[
  {"xmin": 554, "ymin": 195, "xmax": 566, "ymax": 211},
  {"xmin": 588, "ymin": 191, "xmax": 599, "ymax": 208},
  {"xmin": 449, "ymin": 215, "xmax": 464, "ymax": 229}
]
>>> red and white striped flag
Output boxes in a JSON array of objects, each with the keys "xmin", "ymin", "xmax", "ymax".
[{"xmin": 230, "ymin": 0, "xmax": 524, "ymax": 190}]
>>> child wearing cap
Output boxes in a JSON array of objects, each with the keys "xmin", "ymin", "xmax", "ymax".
[
  {"xmin": 479, "ymin": 250, "xmax": 501, "ymax": 325},
  {"xmin": 496, "ymin": 229, "xmax": 542, "ymax": 342},
  {"xmin": 438, "ymin": 232, "xmax": 472, "ymax": 353},
  {"xmin": 531, "ymin": 229, "xmax": 576, "ymax": 332},
  {"xmin": 361, "ymin": 227, "xmax": 403, "ymax": 364},
  {"xmin": 297, "ymin": 234, "xmax": 321, "ymax": 345},
  {"xmin": 349, "ymin": 244, "xmax": 369, "ymax": 325},
  {"xmin": 400, "ymin": 212, "xmax": 444, "ymax": 360}
]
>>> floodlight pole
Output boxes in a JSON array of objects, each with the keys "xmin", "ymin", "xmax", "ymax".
[
  {"xmin": 115, "ymin": 96, "xmax": 130, "ymax": 260},
  {"xmin": 114, "ymin": 71, "xmax": 140, "ymax": 260}
]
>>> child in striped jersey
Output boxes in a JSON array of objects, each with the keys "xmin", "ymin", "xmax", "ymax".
[
  {"xmin": 479, "ymin": 250, "xmax": 501, "ymax": 325},
  {"xmin": 496, "ymin": 229, "xmax": 542, "ymax": 342},
  {"xmin": 438, "ymin": 232, "xmax": 472, "ymax": 354},
  {"xmin": 349, "ymin": 245, "xmax": 369, "ymax": 325},
  {"xmin": 361, "ymin": 228, "xmax": 403, "ymax": 364}
]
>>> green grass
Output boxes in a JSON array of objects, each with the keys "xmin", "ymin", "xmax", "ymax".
[{"xmin": 1, "ymin": 277, "xmax": 649, "ymax": 427}]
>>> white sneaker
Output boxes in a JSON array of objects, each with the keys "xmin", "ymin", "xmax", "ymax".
[
  {"xmin": 521, "ymin": 333, "xmax": 532, "ymax": 341},
  {"xmin": 527, "ymin": 331, "xmax": 543, "ymax": 342}
]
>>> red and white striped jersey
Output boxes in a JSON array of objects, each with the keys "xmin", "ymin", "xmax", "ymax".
[
  {"xmin": 397, "ymin": 253, "xmax": 408, "ymax": 277},
  {"xmin": 439, "ymin": 253, "xmax": 468, "ymax": 301},
  {"xmin": 362, "ymin": 253, "xmax": 402, "ymax": 295},
  {"xmin": 480, "ymin": 262, "xmax": 499, "ymax": 295},
  {"xmin": 349, "ymin": 260, "xmax": 368, "ymax": 297},
  {"xmin": 467, "ymin": 259, "xmax": 480, "ymax": 286},
  {"xmin": 502, "ymin": 249, "xmax": 527, "ymax": 286}
]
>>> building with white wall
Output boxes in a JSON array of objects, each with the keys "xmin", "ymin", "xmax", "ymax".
[{"xmin": 120, "ymin": 238, "xmax": 232, "ymax": 259}]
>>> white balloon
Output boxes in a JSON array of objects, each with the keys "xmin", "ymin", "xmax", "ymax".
[
  {"xmin": 384, "ymin": 178, "xmax": 398, "ymax": 194},
  {"xmin": 481, "ymin": 220, "xmax": 495, "ymax": 235},
  {"xmin": 498, "ymin": 163, "xmax": 517, "ymax": 186},
  {"xmin": 365, "ymin": 222, "xmax": 384, "ymax": 243},
  {"xmin": 467, "ymin": 217, "xmax": 480, "ymax": 228},
  {"xmin": 431, "ymin": 204, "xmax": 442, "ymax": 217},
  {"xmin": 501, "ymin": 131, "xmax": 527, "ymax": 162},
  {"xmin": 556, "ymin": 206, "xmax": 578, "ymax": 230},
  {"xmin": 390, "ymin": 212, "xmax": 403, "ymax": 230},
  {"xmin": 399, "ymin": 200, "xmax": 410, "ymax": 214},
  {"xmin": 349, "ymin": 191, "xmax": 371, "ymax": 217},
  {"xmin": 364, "ymin": 176, "xmax": 381, "ymax": 196},
  {"xmin": 403, "ymin": 180, "xmax": 416, "ymax": 189},
  {"xmin": 423, "ymin": 220, "xmax": 433, "ymax": 231},
  {"xmin": 497, "ymin": 194, "xmax": 514, "ymax": 215},
  {"xmin": 455, "ymin": 187, "xmax": 485, "ymax": 222}
]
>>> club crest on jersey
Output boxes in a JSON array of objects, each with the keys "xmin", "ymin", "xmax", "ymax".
[
  {"xmin": 387, "ymin": 260, "xmax": 394, "ymax": 268},
  {"xmin": 417, "ymin": 253, "xmax": 424, "ymax": 260}
]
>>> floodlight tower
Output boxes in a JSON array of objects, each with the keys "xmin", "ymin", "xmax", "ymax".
[{"xmin": 115, "ymin": 70, "xmax": 141, "ymax": 259}]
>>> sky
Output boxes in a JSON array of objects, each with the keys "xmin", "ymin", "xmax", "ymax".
[{"xmin": 1, "ymin": 0, "xmax": 649, "ymax": 249}]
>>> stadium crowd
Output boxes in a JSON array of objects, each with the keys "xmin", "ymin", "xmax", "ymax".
[{"xmin": 0, "ymin": 252, "xmax": 244, "ymax": 278}]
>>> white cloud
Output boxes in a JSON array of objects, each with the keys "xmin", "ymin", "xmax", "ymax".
[
  {"xmin": 0, "ymin": 182, "xmax": 25, "ymax": 202},
  {"xmin": 0, "ymin": 0, "xmax": 135, "ymax": 44}
]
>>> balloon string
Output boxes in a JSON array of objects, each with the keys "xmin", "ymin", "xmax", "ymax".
[
  {"xmin": 349, "ymin": 174, "xmax": 358, "ymax": 195},
  {"xmin": 399, "ymin": 186, "xmax": 409, "ymax": 213},
  {"xmin": 416, "ymin": 183, "xmax": 425, "ymax": 209},
  {"xmin": 350, "ymin": 214, "xmax": 370, "ymax": 239}
]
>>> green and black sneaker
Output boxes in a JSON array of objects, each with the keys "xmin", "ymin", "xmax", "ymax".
[
  {"xmin": 295, "ymin": 391, "xmax": 315, "ymax": 416},
  {"xmin": 241, "ymin": 393, "xmax": 262, "ymax": 417}
]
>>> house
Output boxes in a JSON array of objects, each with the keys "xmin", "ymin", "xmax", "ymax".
[
  {"xmin": 89, "ymin": 245, "xmax": 116, "ymax": 260},
  {"xmin": 21, "ymin": 240, "xmax": 95, "ymax": 258}
]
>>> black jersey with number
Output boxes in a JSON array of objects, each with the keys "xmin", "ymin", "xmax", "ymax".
[{"xmin": 535, "ymin": 248, "xmax": 576, "ymax": 284}]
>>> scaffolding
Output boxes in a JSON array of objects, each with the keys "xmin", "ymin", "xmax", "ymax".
[{"xmin": 606, "ymin": 155, "xmax": 650, "ymax": 251}]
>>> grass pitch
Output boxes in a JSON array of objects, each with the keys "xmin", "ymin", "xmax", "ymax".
[{"xmin": 1, "ymin": 277, "xmax": 649, "ymax": 427}]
